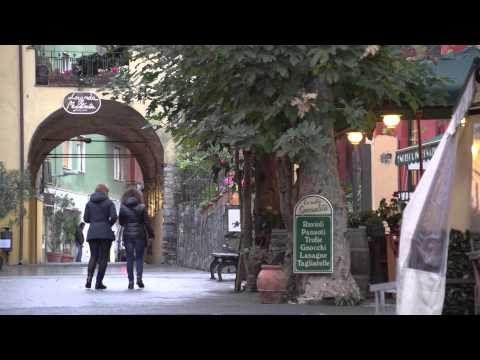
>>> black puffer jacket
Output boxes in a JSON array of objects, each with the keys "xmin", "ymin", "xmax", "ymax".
[
  {"xmin": 83, "ymin": 192, "xmax": 117, "ymax": 241},
  {"xmin": 119, "ymin": 197, "xmax": 154, "ymax": 242}
]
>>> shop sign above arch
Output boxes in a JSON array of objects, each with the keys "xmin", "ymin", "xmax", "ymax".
[{"xmin": 63, "ymin": 92, "xmax": 101, "ymax": 115}]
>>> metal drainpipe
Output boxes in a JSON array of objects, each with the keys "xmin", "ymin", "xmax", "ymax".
[
  {"xmin": 416, "ymin": 111, "xmax": 424, "ymax": 180},
  {"xmin": 18, "ymin": 45, "xmax": 25, "ymax": 265}
]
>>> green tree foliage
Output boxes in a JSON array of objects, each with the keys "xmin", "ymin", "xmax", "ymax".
[
  {"xmin": 103, "ymin": 45, "xmax": 448, "ymax": 163},
  {"xmin": 103, "ymin": 45, "xmax": 450, "ymax": 300},
  {"xmin": 0, "ymin": 162, "xmax": 33, "ymax": 224},
  {"xmin": 443, "ymin": 229, "xmax": 476, "ymax": 315},
  {"xmin": 175, "ymin": 142, "xmax": 233, "ymax": 203}
]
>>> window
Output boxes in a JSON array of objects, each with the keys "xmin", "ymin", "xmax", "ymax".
[
  {"xmin": 63, "ymin": 142, "xmax": 71, "ymax": 169},
  {"xmin": 75, "ymin": 142, "xmax": 86, "ymax": 173},
  {"xmin": 114, "ymin": 147, "xmax": 121, "ymax": 181}
]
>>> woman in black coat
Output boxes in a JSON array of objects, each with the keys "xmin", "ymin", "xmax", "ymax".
[
  {"xmin": 83, "ymin": 184, "xmax": 117, "ymax": 290},
  {"xmin": 119, "ymin": 189, "xmax": 154, "ymax": 289}
]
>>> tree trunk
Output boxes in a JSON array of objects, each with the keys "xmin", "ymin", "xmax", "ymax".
[
  {"xmin": 242, "ymin": 150, "xmax": 253, "ymax": 249},
  {"xmin": 234, "ymin": 150, "xmax": 245, "ymax": 292},
  {"xmin": 254, "ymin": 153, "xmax": 282, "ymax": 249},
  {"xmin": 294, "ymin": 80, "xmax": 360, "ymax": 303},
  {"xmin": 248, "ymin": 153, "xmax": 283, "ymax": 285},
  {"xmin": 275, "ymin": 154, "xmax": 298, "ymax": 298},
  {"xmin": 242, "ymin": 150, "xmax": 255, "ymax": 291}
]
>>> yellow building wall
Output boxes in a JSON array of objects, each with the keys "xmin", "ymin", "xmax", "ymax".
[
  {"xmin": 0, "ymin": 213, "xmax": 19, "ymax": 265},
  {"xmin": 0, "ymin": 46, "xmax": 21, "ymax": 170},
  {"xmin": 450, "ymin": 119, "xmax": 473, "ymax": 231},
  {"xmin": 36, "ymin": 199, "xmax": 44, "ymax": 263},
  {"xmin": 371, "ymin": 135, "xmax": 398, "ymax": 210},
  {"xmin": 450, "ymin": 117, "xmax": 473, "ymax": 231},
  {"xmin": 0, "ymin": 45, "xmax": 174, "ymax": 174},
  {"xmin": 0, "ymin": 45, "xmax": 171, "ymax": 264},
  {"xmin": 470, "ymin": 116, "xmax": 480, "ymax": 232},
  {"xmin": 0, "ymin": 200, "xmax": 34, "ymax": 265}
]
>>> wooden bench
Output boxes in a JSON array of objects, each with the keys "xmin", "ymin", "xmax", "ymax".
[
  {"xmin": 209, "ymin": 252, "xmax": 239, "ymax": 281},
  {"xmin": 370, "ymin": 278, "xmax": 477, "ymax": 315}
]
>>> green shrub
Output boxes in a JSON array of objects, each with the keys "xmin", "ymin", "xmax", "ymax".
[{"xmin": 443, "ymin": 229, "xmax": 475, "ymax": 315}]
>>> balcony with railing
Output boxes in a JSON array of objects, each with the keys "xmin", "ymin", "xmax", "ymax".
[{"xmin": 35, "ymin": 49, "xmax": 128, "ymax": 87}]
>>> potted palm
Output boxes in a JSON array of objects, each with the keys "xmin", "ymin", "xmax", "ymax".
[
  {"xmin": 61, "ymin": 209, "xmax": 80, "ymax": 262},
  {"xmin": 46, "ymin": 195, "xmax": 79, "ymax": 263}
]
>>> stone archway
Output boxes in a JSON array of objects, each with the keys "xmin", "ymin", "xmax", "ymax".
[{"xmin": 27, "ymin": 100, "xmax": 165, "ymax": 264}]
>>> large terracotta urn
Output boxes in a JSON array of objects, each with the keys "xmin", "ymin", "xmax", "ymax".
[{"xmin": 256, "ymin": 265, "xmax": 288, "ymax": 304}]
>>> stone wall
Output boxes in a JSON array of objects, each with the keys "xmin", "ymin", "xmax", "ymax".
[
  {"xmin": 175, "ymin": 199, "xmax": 371, "ymax": 296},
  {"xmin": 176, "ymin": 195, "xmax": 240, "ymax": 271}
]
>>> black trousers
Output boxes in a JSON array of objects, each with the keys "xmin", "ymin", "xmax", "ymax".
[{"xmin": 87, "ymin": 240, "xmax": 112, "ymax": 284}]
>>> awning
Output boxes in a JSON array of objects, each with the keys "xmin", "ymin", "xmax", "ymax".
[
  {"xmin": 429, "ymin": 47, "xmax": 480, "ymax": 106},
  {"xmin": 395, "ymin": 134, "xmax": 443, "ymax": 167},
  {"xmin": 397, "ymin": 56, "xmax": 479, "ymax": 315}
]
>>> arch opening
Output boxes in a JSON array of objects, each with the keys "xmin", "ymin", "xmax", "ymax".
[{"xmin": 27, "ymin": 100, "xmax": 165, "ymax": 264}]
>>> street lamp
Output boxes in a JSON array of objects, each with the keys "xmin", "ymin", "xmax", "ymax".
[
  {"xmin": 347, "ymin": 131, "xmax": 364, "ymax": 145},
  {"xmin": 382, "ymin": 111, "xmax": 426, "ymax": 180},
  {"xmin": 382, "ymin": 114, "xmax": 401, "ymax": 129},
  {"xmin": 347, "ymin": 131, "xmax": 363, "ymax": 215}
]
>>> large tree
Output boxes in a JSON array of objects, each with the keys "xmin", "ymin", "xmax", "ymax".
[{"xmin": 104, "ymin": 45, "xmax": 447, "ymax": 302}]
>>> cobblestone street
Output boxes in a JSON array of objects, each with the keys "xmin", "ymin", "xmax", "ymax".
[{"xmin": 0, "ymin": 264, "xmax": 381, "ymax": 315}]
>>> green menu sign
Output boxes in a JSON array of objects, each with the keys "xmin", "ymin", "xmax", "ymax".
[{"xmin": 293, "ymin": 195, "xmax": 333, "ymax": 274}]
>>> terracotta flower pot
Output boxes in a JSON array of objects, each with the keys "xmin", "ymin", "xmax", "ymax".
[
  {"xmin": 257, "ymin": 265, "xmax": 288, "ymax": 304},
  {"xmin": 47, "ymin": 252, "xmax": 63, "ymax": 262},
  {"xmin": 61, "ymin": 255, "xmax": 74, "ymax": 263}
]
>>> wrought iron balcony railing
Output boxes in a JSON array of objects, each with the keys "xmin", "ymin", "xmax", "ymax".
[{"xmin": 35, "ymin": 49, "xmax": 128, "ymax": 87}]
